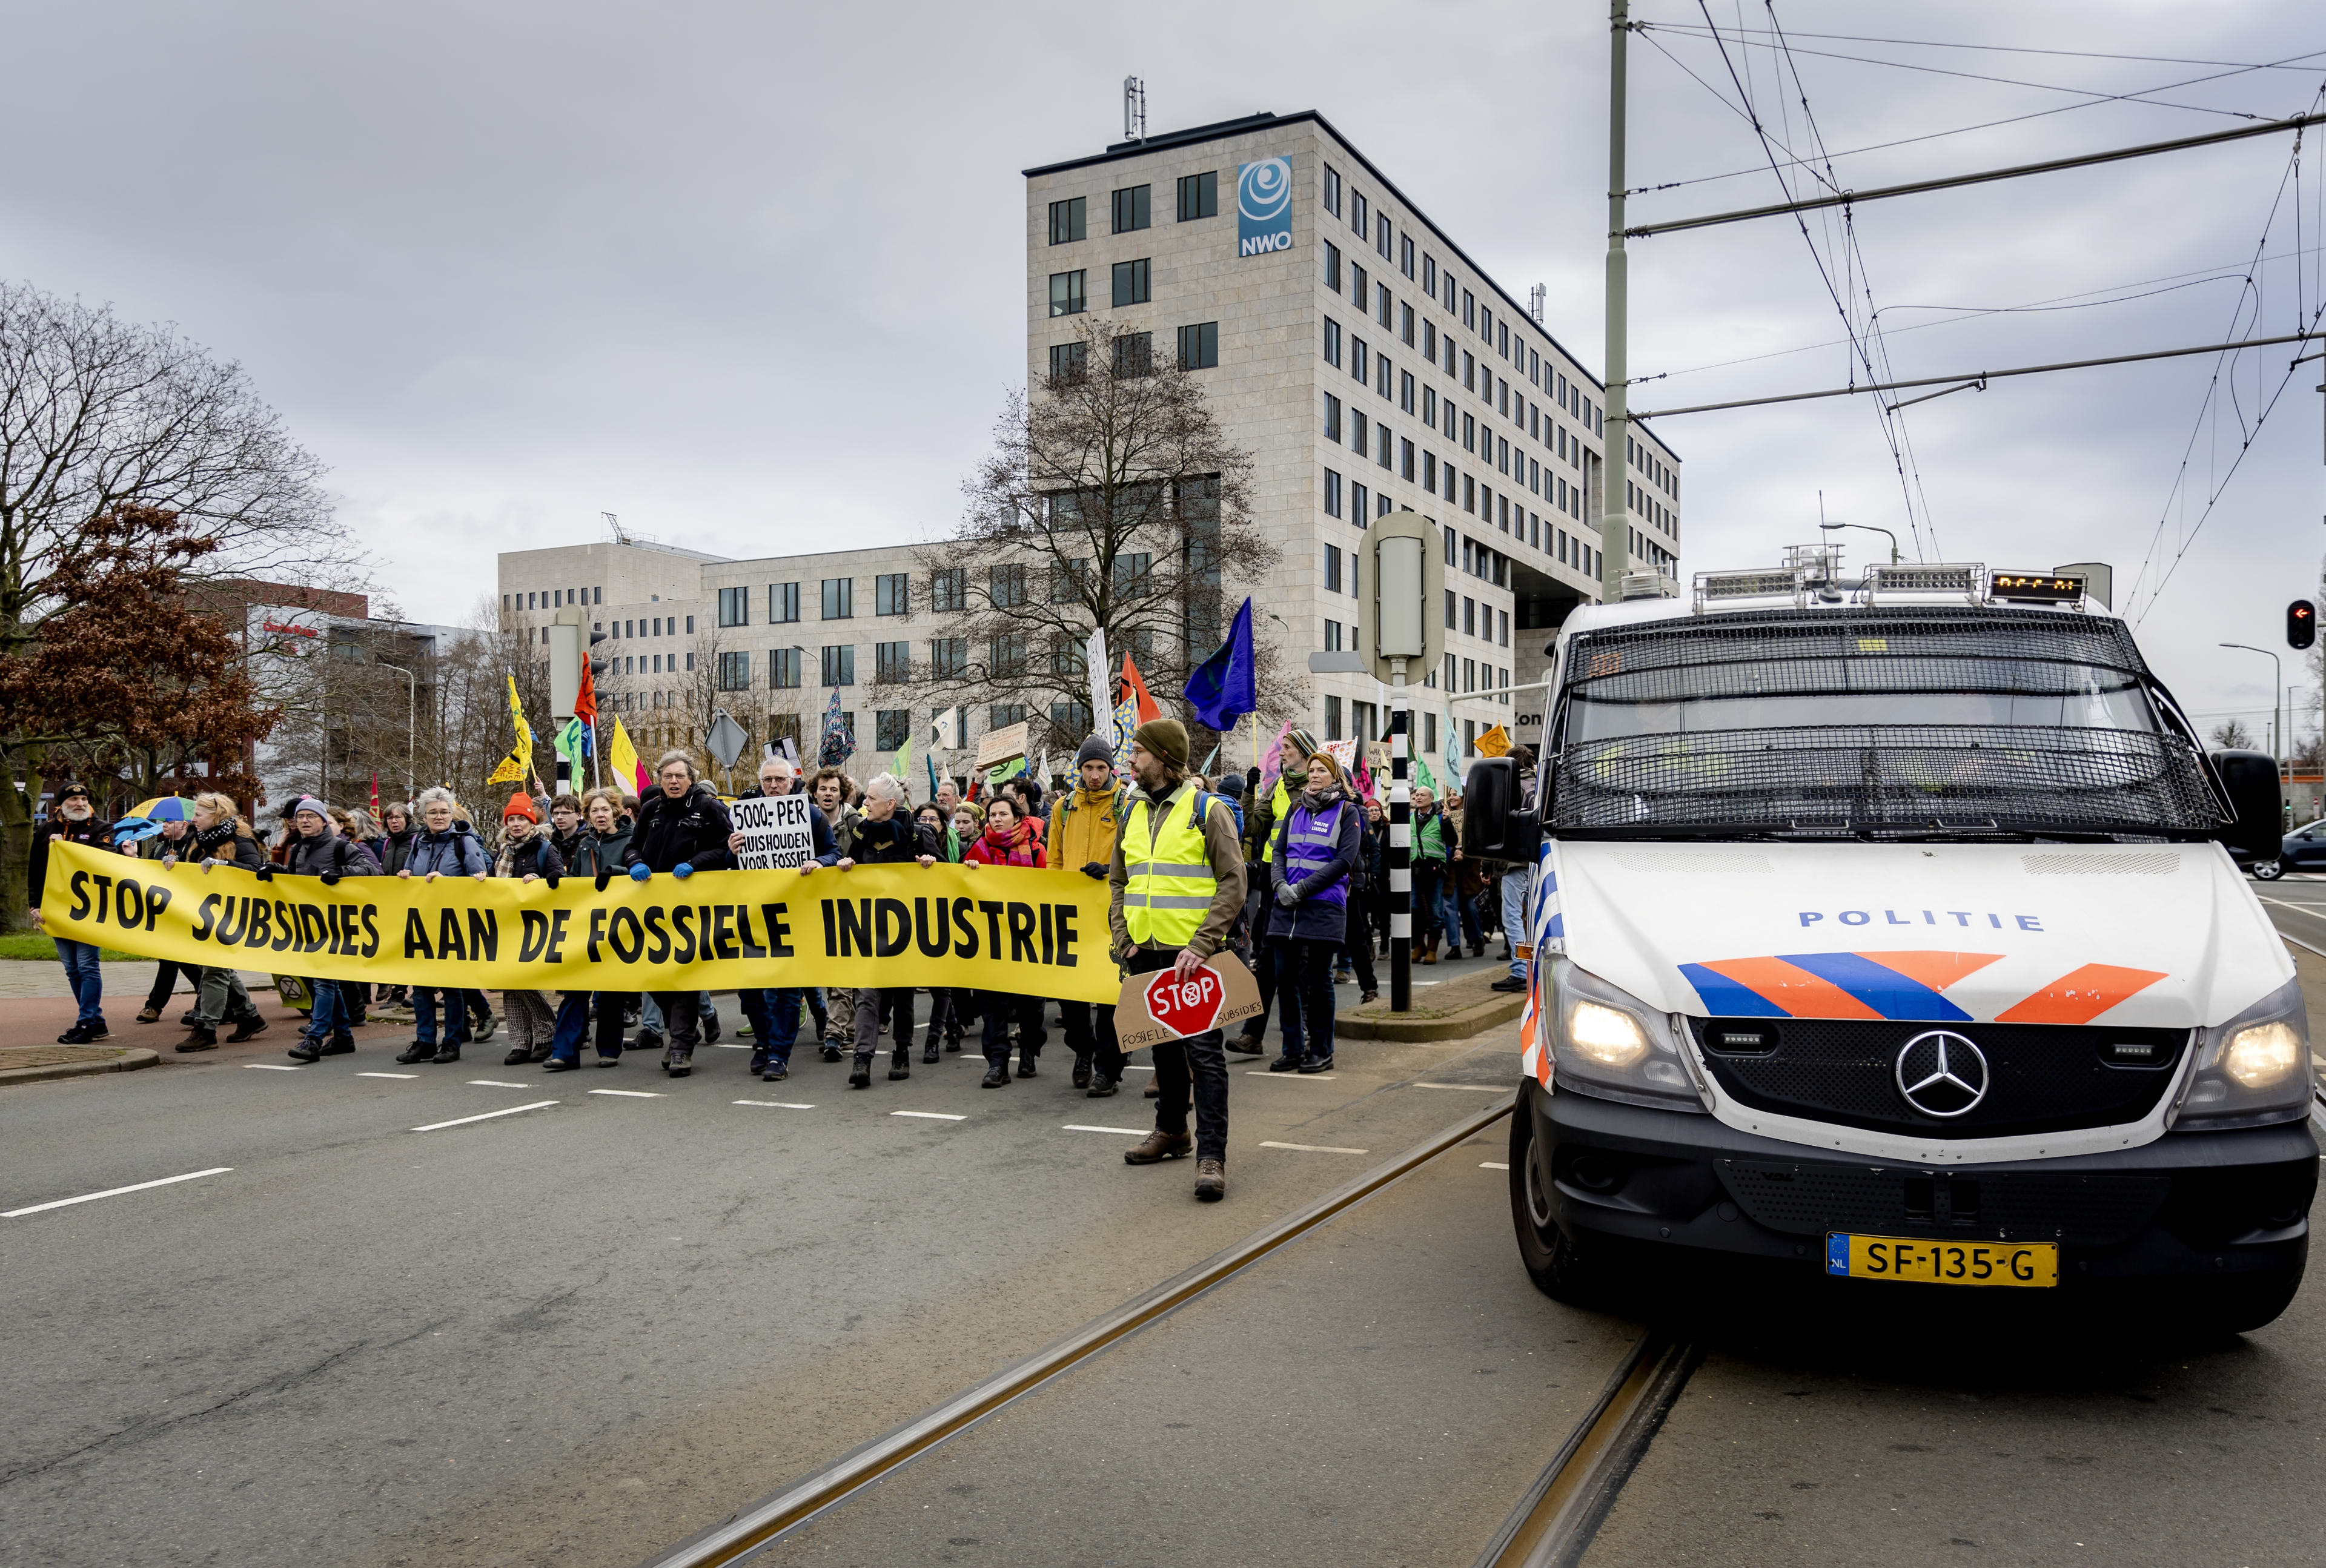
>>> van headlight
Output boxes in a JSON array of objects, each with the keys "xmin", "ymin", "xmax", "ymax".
[
  {"xmin": 2174, "ymin": 976, "xmax": 2314, "ymax": 1131},
  {"xmin": 1550, "ymin": 959, "xmax": 1708, "ymax": 1113}
]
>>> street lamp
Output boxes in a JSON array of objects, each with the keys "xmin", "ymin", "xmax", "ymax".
[
  {"xmin": 2219, "ymin": 643, "xmax": 2282, "ymax": 772},
  {"xmin": 374, "ymin": 660, "xmax": 417, "ymax": 803},
  {"xmin": 1819, "ymin": 520, "xmax": 1900, "ymax": 564}
]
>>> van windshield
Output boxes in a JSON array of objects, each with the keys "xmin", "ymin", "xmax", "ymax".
[{"xmin": 1547, "ymin": 606, "xmax": 2227, "ymax": 840}]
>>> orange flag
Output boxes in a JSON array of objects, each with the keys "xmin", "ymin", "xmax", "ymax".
[
  {"xmin": 574, "ymin": 655, "xmax": 599, "ymax": 727},
  {"xmin": 1119, "ymin": 653, "xmax": 1161, "ymax": 723}
]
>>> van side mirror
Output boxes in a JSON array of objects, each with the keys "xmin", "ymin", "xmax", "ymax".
[
  {"xmin": 1461, "ymin": 758, "xmax": 1542, "ymax": 861},
  {"xmin": 2208, "ymin": 750, "xmax": 2282, "ymax": 861}
]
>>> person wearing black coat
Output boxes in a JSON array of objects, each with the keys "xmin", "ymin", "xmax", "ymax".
[
  {"xmin": 720, "ymin": 755, "xmax": 840, "ymax": 1083},
  {"xmin": 620, "ymin": 754, "xmax": 736, "ymax": 1076},
  {"xmin": 546, "ymin": 787, "xmax": 640, "ymax": 1070},
  {"xmin": 279, "ymin": 797, "xmax": 379, "ymax": 1062},
  {"xmin": 30, "ymin": 781, "xmax": 118, "ymax": 1042},
  {"xmin": 817, "ymin": 773, "xmax": 938, "ymax": 1090},
  {"xmin": 175, "ymin": 793, "xmax": 271, "ymax": 1051}
]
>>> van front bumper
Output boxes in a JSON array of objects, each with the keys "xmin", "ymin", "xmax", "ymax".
[{"xmin": 1536, "ymin": 1082, "xmax": 2317, "ymax": 1280}]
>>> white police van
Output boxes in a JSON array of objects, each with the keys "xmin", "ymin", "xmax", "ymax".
[{"xmin": 1462, "ymin": 552, "xmax": 2318, "ymax": 1332}]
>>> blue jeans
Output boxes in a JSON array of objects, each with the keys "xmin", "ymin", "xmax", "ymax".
[
  {"xmin": 740, "ymin": 988, "xmax": 804, "ymax": 1065},
  {"xmin": 549, "ymin": 991, "xmax": 629, "ymax": 1062},
  {"xmin": 304, "ymin": 979, "xmax": 352, "ymax": 1044},
  {"xmin": 1439, "ymin": 879, "xmax": 1477, "ymax": 951},
  {"xmin": 1501, "ymin": 868, "xmax": 1529, "ymax": 978},
  {"xmin": 414, "ymin": 987, "xmax": 474, "ymax": 1048},
  {"xmin": 54, "ymin": 938, "xmax": 103, "ymax": 1027}
]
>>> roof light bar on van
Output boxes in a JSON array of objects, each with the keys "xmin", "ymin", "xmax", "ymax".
[
  {"xmin": 1988, "ymin": 571, "xmax": 2087, "ymax": 606},
  {"xmin": 1863, "ymin": 562, "xmax": 1985, "ymax": 604},
  {"xmin": 1692, "ymin": 567, "xmax": 1804, "ymax": 612}
]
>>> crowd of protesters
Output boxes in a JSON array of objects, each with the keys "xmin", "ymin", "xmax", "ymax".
[{"xmin": 20, "ymin": 729, "xmax": 1532, "ymax": 1205}]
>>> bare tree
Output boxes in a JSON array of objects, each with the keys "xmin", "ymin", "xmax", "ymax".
[
  {"xmin": 924, "ymin": 317, "xmax": 1290, "ymax": 759},
  {"xmin": 0, "ymin": 282, "xmax": 350, "ymax": 926},
  {"xmin": 2210, "ymin": 718, "xmax": 2256, "ymax": 751}
]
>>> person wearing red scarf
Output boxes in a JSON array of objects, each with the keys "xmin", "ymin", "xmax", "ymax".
[{"xmin": 961, "ymin": 795, "xmax": 1049, "ymax": 1084}]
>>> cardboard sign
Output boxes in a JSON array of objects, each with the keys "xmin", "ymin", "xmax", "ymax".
[
  {"xmin": 1113, "ymin": 950, "xmax": 1263, "ymax": 1051},
  {"xmin": 975, "ymin": 721, "xmax": 1029, "ymax": 769},
  {"xmin": 729, "ymin": 792, "xmax": 815, "ymax": 870}
]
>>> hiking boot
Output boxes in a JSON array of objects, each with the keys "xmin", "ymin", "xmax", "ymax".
[
  {"xmin": 703, "ymin": 1013, "xmax": 721, "ymax": 1045},
  {"xmin": 227, "ymin": 1016, "xmax": 268, "ymax": 1042},
  {"xmin": 980, "ymin": 1063, "xmax": 1010, "ymax": 1088},
  {"xmin": 664, "ymin": 1046, "xmax": 691, "ymax": 1077},
  {"xmin": 888, "ymin": 1050, "xmax": 910, "ymax": 1081},
  {"xmin": 503, "ymin": 1046, "xmax": 532, "ymax": 1067},
  {"xmin": 1016, "ymin": 1049, "xmax": 1038, "ymax": 1079},
  {"xmin": 471, "ymin": 1011, "xmax": 498, "ymax": 1041},
  {"xmin": 1194, "ymin": 1158, "xmax": 1227, "ymax": 1202},
  {"xmin": 749, "ymin": 1048, "xmax": 770, "ymax": 1075},
  {"xmin": 1144, "ymin": 1080, "xmax": 1160, "ymax": 1098},
  {"xmin": 944, "ymin": 1031, "xmax": 964, "ymax": 1053},
  {"xmin": 1359, "ymin": 989, "xmax": 1380, "ymax": 1005},
  {"xmin": 136, "ymin": 1003, "xmax": 164, "ymax": 1025},
  {"xmin": 631, "ymin": 1029, "xmax": 663, "ymax": 1056},
  {"xmin": 396, "ymin": 1041, "xmax": 435, "ymax": 1065},
  {"xmin": 320, "ymin": 1037, "xmax": 356, "ymax": 1056},
  {"xmin": 819, "ymin": 1044, "xmax": 843, "ymax": 1064},
  {"xmin": 176, "ymin": 1028, "xmax": 219, "ymax": 1053},
  {"xmin": 287, "ymin": 1040, "xmax": 322, "ymax": 1063},
  {"xmin": 1124, "ymin": 1129, "xmax": 1191, "ymax": 1165},
  {"xmin": 431, "ymin": 1045, "xmax": 461, "ymax": 1064},
  {"xmin": 528, "ymin": 1044, "xmax": 552, "ymax": 1063},
  {"xmin": 1072, "ymin": 1053, "xmax": 1092, "ymax": 1089},
  {"xmin": 1298, "ymin": 1054, "xmax": 1334, "ymax": 1074},
  {"xmin": 1085, "ymin": 1074, "xmax": 1119, "ymax": 1098},
  {"xmin": 922, "ymin": 1042, "xmax": 941, "ymax": 1064},
  {"xmin": 848, "ymin": 1063, "xmax": 872, "ymax": 1089},
  {"xmin": 1227, "ymin": 1028, "xmax": 1266, "ymax": 1058}
]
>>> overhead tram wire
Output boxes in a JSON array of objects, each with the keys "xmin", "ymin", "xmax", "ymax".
[
  {"xmin": 1641, "ymin": 24, "xmax": 2326, "ymax": 74},
  {"xmin": 1622, "ymin": 44, "xmax": 2326, "ymax": 195}
]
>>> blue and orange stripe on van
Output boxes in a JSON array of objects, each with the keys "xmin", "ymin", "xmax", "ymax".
[{"xmin": 1678, "ymin": 951, "xmax": 2005, "ymax": 1022}]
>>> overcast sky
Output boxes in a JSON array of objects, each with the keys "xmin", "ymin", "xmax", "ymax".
[{"xmin": 6, "ymin": 1, "xmax": 2324, "ymax": 744}]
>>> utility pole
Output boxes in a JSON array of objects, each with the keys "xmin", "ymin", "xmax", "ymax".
[{"xmin": 1600, "ymin": 0, "xmax": 1631, "ymax": 603}]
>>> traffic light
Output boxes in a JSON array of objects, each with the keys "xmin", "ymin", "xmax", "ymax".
[
  {"xmin": 2290, "ymin": 600, "xmax": 2317, "ymax": 650},
  {"xmin": 589, "ymin": 628, "xmax": 610, "ymax": 678}
]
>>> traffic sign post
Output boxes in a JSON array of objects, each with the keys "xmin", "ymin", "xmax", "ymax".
[{"xmin": 1365, "ymin": 510, "xmax": 1445, "ymax": 1013}]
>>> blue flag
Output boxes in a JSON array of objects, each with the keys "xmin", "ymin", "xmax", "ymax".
[{"xmin": 1182, "ymin": 598, "xmax": 1257, "ymax": 731}]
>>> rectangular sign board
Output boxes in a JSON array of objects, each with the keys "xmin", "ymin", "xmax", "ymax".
[
  {"xmin": 975, "ymin": 721, "xmax": 1030, "ymax": 769},
  {"xmin": 1236, "ymin": 158, "xmax": 1293, "ymax": 257},
  {"xmin": 729, "ymin": 792, "xmax": 815, "ymax": 870},
  {"xmin": 1113, "ymin": 950, "xmax": 1263, "ymax": 1051}
]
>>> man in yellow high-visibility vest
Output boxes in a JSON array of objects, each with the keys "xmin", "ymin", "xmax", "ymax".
[{"xmin": 1110, "ymin": 717, "xmax": 1248, "ymax": 1202}]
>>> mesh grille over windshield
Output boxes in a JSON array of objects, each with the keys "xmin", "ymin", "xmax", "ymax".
[{"xmin": 1549, "ymin": 607, "xmax": 2227, "ymax": 835}]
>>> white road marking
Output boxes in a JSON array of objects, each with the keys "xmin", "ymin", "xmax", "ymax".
[
  {"xmin": 1064, "ymin": 1124, "xmax": 1146, "ymax": 1135},
  {"xmin": 411, "ymin": 1100, "xmax": 558, "ymax": 1133},
  {"xmin": 1414, "ymin": 1082, "xmax": 1505, "ymax": 1093},
  {"xmin": 892, "ymin": 1110, "xmax": 967, "ymax": 1122},
  {"xmin": 734, "ymin": 1099, "xmax": 815, "ymax": 1109},
  {"xmin": 1121, "ymin": 1064, "xmax": 1154, "ymax": 1073},
  {"xmin": 5, "ymin": 1166, "xmax": 234, "ymax": 1218},
  {"xmin": 356, "ymin": 1072, "xmax": 419, "ymax": 1080},
  {"xmin": 244, "ymin": 1063, "xmax": 302, "ymax": 1071},
  {"xmin": 1259, "ymin": 1140, "xmax": 1368, "ymax": 1155},
  {"xmin": 1244, "ymin": 1071, "xmax": 1334, "ymax": 1079},
  {"xmin": 709, "ymin": 1043, "xmax": 752, "ymax": 1050},
  {"xmin": 466, "ymin": 1080, "xmax": 531, "ymax": 1088},
  {"xmin": 589, "ymin": 1088, "xmax": 663, "ymax": 1098},
  {"xmin": 1480, "ymin": 1161, "xmax": 1511, "ymax": 1171}
]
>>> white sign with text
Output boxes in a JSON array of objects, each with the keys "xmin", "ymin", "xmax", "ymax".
[{"xmin": 731, "ymin": 793, "xmax": 815, "ymax": 870}]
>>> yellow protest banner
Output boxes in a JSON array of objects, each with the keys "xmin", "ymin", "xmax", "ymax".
[{"xmin": 40, "ymin": 841, "xmax": 1121, "ymax": 1002}]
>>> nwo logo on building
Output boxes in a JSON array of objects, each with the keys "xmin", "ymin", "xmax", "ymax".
[{"xmin": 1238, "ymin": 158, "xmax": 1293, "ymax": 257}]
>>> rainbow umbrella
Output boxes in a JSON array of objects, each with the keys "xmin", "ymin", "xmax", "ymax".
[{"xmin": 132, "ymin": 796, "xmax": 195, "ymax": 822}]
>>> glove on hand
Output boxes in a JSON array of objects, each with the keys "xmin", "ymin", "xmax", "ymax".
[
  {"xmin": 629, "ymin": 863, "xmax": 651, "ymax": 881},
  {"xmin": 1282, "ymin": 884, "xmax": 1304, "ymax": 904},
  {"xmin": 543, "ymin": 873, "xmax": 560, "ymax": 891},
  {"xmin": 1080, "ymin": 861, "xmax": 1107, "ymax": 880},
  {"xmin": 319, "ymin": 870, "xmax": 340, "ymax": 887},
  {"xmin": 672, "ymin": 861, "xmax": 694, "ymax": 881},
  {"xmin": 254, "ymin": 865, "xmax": 274, "ymax": 882},
  {"xmin": 595, "ymin": 870, "xmax": 614, "ymax": 893}
]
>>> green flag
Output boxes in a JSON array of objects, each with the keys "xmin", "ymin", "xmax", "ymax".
[
  {"xmin": 554, "ymin": 717, "xmax": 586, "ymax": 769},
  {"xmin": 1414, "ymin": 757, "xmax": 1437, "ymax": 790},
  {"xmin": 891, "ymin": 732, "xmax": 912, "ymax": 780}
]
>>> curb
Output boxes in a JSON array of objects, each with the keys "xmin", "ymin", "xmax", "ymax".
[
  {"xmin": 0, "ymin": 1048, "xmax": 162, "ymax": 1086},
  {"xmin": 1338, "ymin": 989, "xmax": 1524, "ymax": 1042}
]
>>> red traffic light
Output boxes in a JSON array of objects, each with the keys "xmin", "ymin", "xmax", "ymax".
[{"xmin": 2291, "ymin": 600, "xmax": 2318, "ymax": 651}]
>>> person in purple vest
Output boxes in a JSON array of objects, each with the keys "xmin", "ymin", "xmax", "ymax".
[{"xmin": 1264, "ymin": 747, "xmax": 1364, "ymax": 1075}]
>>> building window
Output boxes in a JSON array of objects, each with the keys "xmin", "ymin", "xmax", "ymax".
[
  {"xmin": 875, "ymin": 640, "xmax": 910, "ymax": 683},
  {"xmin": 1176, "ymin": 170, "xmax": 1218, "ymax": 220},
  {"xmin": 1322, "ymin": 317, "xmax": 1341, "ymax": 368},
  {"xmin": 930, "ymin": 567, "xmax": 966, "ymax": 613},
  {"xmin": 990, "ymin": 632, "xmax": 1027, "ymax": 679},
  {"xmin": 1049, "ymin": 270, "xmax": 1087, "ymax": 316},
  {"xmin": 1353, "ymin": 191, "xmax": 1369, "ymax": 235},
  {"xmin": 1050, "ymin": 698, "xmax": 1093, "ymax": 736},
  {"xmin": 1325, "ymin": 693, "xmax": 1343, "ymax": 741},
  {"xmin": 1324, "ymin": 165, "xmax": 1341, "ymax": 217},
  {"xmin": 685, "ymin": 616, "xmax": 694, "ymax": 633},
  {"xmin": 1401, "ymin": 302, "xmax": 1415, "ymax": 346},
  {"xmin": 718, "ymin": 650, "xmax": 750, "ymax": 690},
  {"xmin": 1463, "ymin": 351, "xmax": 1475, "ymax": 392},
  {"xmin": 873, "ymin": 572, "xmax": 909, "ymax": 616},
  {"xmin": 1112, "ymin": 552, "xmax": 1153, "ymax": 599},
  {"xmin": 1444, "ymin": 587, "xmax": 1456, "ymax": 628},
  {"xmin": 1402, "ymin": 437, "xmax": 1416, "ymax": 480},
  {"xmin": 1462, "ymin": 288, "xmax": 1476, "ymax": 329},
  {"xmin": 1423, "ymin": 254, "xmax": 1437, "ymax": 294},
  {"xmin": 931, "ymin": 637, "xmax": 967, "ymax": 678},
  {"xmin": 989, "ymin": 702, "xmax": 1027, "ymax": 731},
  {"xmin": 1351, "ymin": 480, "xmax": 1368, "ymax": 521},
  {"xmin": 1376, "ymin": 352, "xmax": 1391, "ymax": 399},
  {"xmin": 1325, "ymin": 544, "xmax": 1342, "ymax": 593},
  {"xmin": 1324, "ymin": 468, "xmax": 1342, "ymax": 518},
  {"xmin": 1111, "ymin": 256, "xmax": 1150, "ymax": 307},
  {"xmin": 1324, "ymin": 619, "xmax": 1342, "ymax": 652},
  {"xmin": 876, "ymin": 709, "xmax": 911, "ymax": 751},
  {"xmin": 1400, "ymin": 233, "xmax": 1415, "ymax": 278},
  {"xmin": 1112, "ymin": 331, "xmax": 1152, "ymax": 377},
  {"xmin": 1324, "ymin": 241, "xmax": 1340, "ymax": 291},
  {"xmin": 1376, "ymin": 211, "xmax": 1392, "ymax": 260},
  {"xmin": 1423, "ymin": 451, "xmax": 1436, "ymax": 491},
  {"xmin": 1177, "ymin": 320, "xmax": 1219, "ymax": 369},
  {"xmin": 1500, "ymin": 609, "xmax": 1511, "ymax": 647},
  {"xmin": 1049, "ymin": 340, "xmax": 1087, "ymax": 383},
  {"xmin": 768, "ymin": 582, "xmax": 800, "ymax": 623},
  {"xmin": 1049, "ymin": 196, "xmax": 1085, "ymax": 245},
  {"xmin": 1400, "ymin": 369, "xmax": 1416, "ymax": 413},
  {"xmin": 1350, "ymin": 409, "xmax": 1367, "ymax": 454},
  {"xmin": 1049, "ymin": 558, "xmax": 1085, "ymax": 603},
  {"xmin": 1111, "ymin": 184, "xmax": 1151, "ymax": 233},
  {"xmin": 1462, "ymin": 412, "xmax": 1476, "ymax": 452},
  {"xmin": 821, "ymin": 578, "xmax": 852, "ymax": 619},
  {"xmin": 1350, "ymin": 262, "xmax": 1367, "ymax": 308},
  {"xmin": 770, "ymin": 647, "xmax": 802, "ymax": 689},
  {"xmin": 717, "ymin": 585, "xmax": 749, "ymax": 627},
  {"xmin": 820, "ymin": 645, "xmax": 855, "ymax": 687},
  {"xmin": 1323, "ymin": 393, "xmax": 1342, "ymax": 443},
  {"xmin": 1378, "ymin": 425, "xmax": 1393, "ymax": 469},
  {"xmin": 990, "ymin": 563, "xmax": 1029, "ymax": 608}
]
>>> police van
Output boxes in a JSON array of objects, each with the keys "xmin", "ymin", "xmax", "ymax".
[{"xmin": 1462, "ymin": 552, "xmax": 2318, "ymax": 1332}]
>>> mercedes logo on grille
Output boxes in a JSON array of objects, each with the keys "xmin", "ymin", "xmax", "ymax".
[{"xmin": 1894, "ymin": 1030, "xmax": 1989, "ymax": 1119}]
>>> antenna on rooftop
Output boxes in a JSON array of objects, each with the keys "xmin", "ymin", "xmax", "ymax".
[
  {"xmin": 1124, "ymin": 76, "xmax": 1146, "ymax": 142},
  {"xmin": 1528, "ymin": 283, "xmax": 1546, "ymax": 323},
  {"xmin": 604, "ymin": 511, "xmax": 629, "ymax": 545}
]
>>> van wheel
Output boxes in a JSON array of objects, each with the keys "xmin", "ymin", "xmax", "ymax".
[
  {"xmin": 2183, "ymin": 1240, "xmax": 2307, "ymax": 1337},
  {"xmin": 2252, "ymin": 858, "xmax": 2286, "ymax": 881},
  {"xmin": 1509, "ymin": 1093, "xmax": 1608, "ymax": 1305}
]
